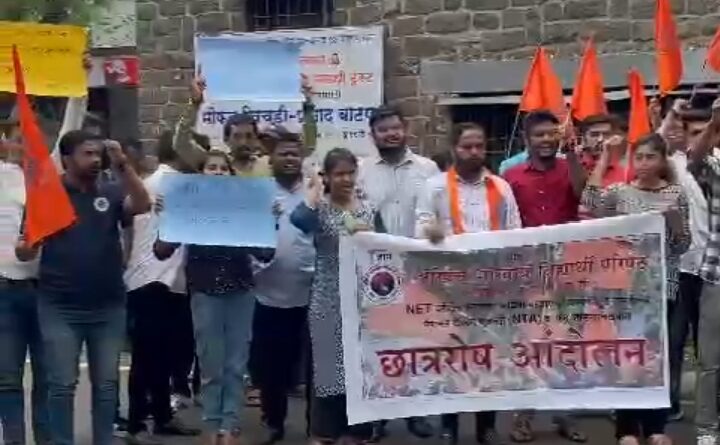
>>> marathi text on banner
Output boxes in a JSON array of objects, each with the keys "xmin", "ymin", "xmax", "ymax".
[
  {"xmin": 339, "ymin": 213, "xmax": 668, "ymax": 424},
  {"xmin": 0, "ymin": 21, "xmax": 87, "ymax": 97},
  {"xmin": 195, "ymin": 26, "xmax": 383, "ymax": 157}
]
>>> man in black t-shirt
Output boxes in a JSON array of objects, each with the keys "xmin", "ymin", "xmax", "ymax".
[{"xmin": 16, "ymin": 130, "xmax": 151, "ymax": 445}]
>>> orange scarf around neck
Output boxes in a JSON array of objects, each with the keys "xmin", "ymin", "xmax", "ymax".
[{"xmin": 447, "ymin": 167, "xmax": 502, "ymax": 234}]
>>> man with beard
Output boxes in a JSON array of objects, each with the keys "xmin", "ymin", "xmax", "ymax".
[
  {"xmin": 222, "ymin": 113, "xmax": 271, "ymax": 176},
  {"xmin": 359, "ymin": 106, "xmax": 439, "ymax": 241},
  {"xmin": 504, "ymin": 110, "xmax": 585, "ymax": 227},
  {"xmin": 502, "ymin": 110, "xmax": 588, "ymax": 444},
  {"xmin": 16, "ymin": 131, "xmax": 151, "ymax": 445},
  {"xmin": 357, "ymin": 106, "xmax": 439, "ymax": 441},
  {"xmin": 251, "ymin": 128, "xmax": 315, "ymax": 445},
  {"xmin": 417, "ymin": 122, "xmax": 521, "ymax": 445}
]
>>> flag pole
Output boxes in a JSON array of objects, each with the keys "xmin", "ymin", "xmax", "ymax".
[{"xmin": 505, "ymin": 109, "xmax": 521, "ymax": 159}]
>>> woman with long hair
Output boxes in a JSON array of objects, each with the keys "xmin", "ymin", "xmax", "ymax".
[
  {"xmin": 290, "ymin": 148, "xmax": 383, "ymax": 445},
  {"xmin": 582, "ymin": 132, "xmax": 690, "ymax": 445},
  {"xmin": 154, "ymin": 149, "xmax": 260, "ymax": 445}
]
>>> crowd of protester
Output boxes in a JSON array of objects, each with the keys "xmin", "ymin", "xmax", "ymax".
[{"xmin": 2, "ymin": 70, "xmax": 720, "ymax": 445}]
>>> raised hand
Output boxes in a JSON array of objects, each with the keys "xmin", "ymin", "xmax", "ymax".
[
  {"xmin": 191, "ymin": 66, "xmax": 207, "ymax": 105},
  {"xmin": 602, "ymin": 134, "xmax": 624, "ymax": 157},
  {"xmin": 154, "ymin": 194, "xmax": 165, "ymax": 214},
  {"xmin": 711, "ymin": 96, "xmax": 720, "ymax": 129},
  {"xmin": 105, "ymin": 140, "xmax": 128, "ymax": 169},
  {"xmin": 305, "ymin": 169, "xmax": 323, "ymax": 208},
  {"xmin": 272, "ymin": 198, "xmax": 283, "ymax": 218},
  {"xmin": 301, "ymin": 73, "xmax": 313, "ymax": 101},
  {"xmin": 648, "ymin": 97, "xmax": 662, "ymax": 128},
  {"xmin": 671, "ymin": 98, "xmax": 689, "ymax": 115}
]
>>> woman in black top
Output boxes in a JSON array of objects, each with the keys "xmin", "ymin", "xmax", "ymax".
[{"xmin": 155, "ymin": 150, "xmax": 268, "ymax": 445}]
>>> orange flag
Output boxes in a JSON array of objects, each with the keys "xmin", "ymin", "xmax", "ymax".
[
  {"xmin": 706, "ymin": 26, "xmax": 720, "ymax": 73},
  {"xmin": 570, "ymin": 38, "xmax": 607, "ymax": 121},
  {"xmin": 628, "ymin": 69, "xmax": 651, "ymax": 144},
  {"xmin": 519, "ymin": 47, "xmax": 567, "ymax": 120},
  {"xmin": 12, "ymin": 46, "xmax": 76, "ymax": 245},
  {"xmin": 655, "ymin": 0, "xmax": 683, "ymax": 95}
]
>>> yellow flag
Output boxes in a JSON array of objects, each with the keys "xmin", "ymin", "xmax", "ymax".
[{"xmin": 0, "ymin": 21, "xmax": 87, "ymax": 97}]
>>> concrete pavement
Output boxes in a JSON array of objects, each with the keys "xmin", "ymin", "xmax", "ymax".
[{"xmin": 8, "ymin": 362, "xmax": 695, "ymax": 445}]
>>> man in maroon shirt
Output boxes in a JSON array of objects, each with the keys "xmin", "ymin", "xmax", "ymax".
[
  {"xmin": 502, "ymin": 110, "xmax": 589, "ymax": 443},
  {"xmin": 504, "ymin": 110, "xmax": 586, "ymax": 228}
]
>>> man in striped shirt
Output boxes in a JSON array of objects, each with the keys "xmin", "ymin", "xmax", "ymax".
[{"xmin": 687, "ymin": 98, "xmax": 720, "ymax": 445}]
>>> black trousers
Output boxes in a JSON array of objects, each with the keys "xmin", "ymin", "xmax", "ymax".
[
  {"xmin": 250, "ymin": 302, "xmax": 308, "ymax": 429},
  {"xmin": 311, "ymin": 394, "xmax": 372, "ymax": 441},
  {"xmin": 167, "ymin": 293, "xmax": 195, "ymax": 397},
  {"xmin": 615, "ymin": 409, "xmax": 666, "ymax": 439},
  {"xmin": 127, "ymin": 283, "xmax": 175, "ymax": 433},
  {"xmin": 669, "ymin": 272, "xmax": 702, "ymax": 411},
  {"xmin": 441, "ymin": 412, "xmax": 496, "ymax": 437},
  {"xmin": 614, "ymin": 283, "xmax": 681, "ymax": 439}
]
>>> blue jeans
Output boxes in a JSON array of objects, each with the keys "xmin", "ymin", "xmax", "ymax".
[
  {"xmin": 0, "ymin": 285, "xmax": 49, "ymax": 445},
  {"xmin": 38, "ymin": 301, "xmax": 125, "ymax": 445},
  {"xmin": 192, "ymin": 291, "xmax": 254, "ymax": 432}
]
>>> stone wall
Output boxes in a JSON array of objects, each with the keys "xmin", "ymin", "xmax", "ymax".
[
  {"xmin": 138, "ymin": 0, "xmax": 720, "ymax": 153},
  {"xmin": 137, "ymin": 0, "xmax": 247, "ymax": 143}
]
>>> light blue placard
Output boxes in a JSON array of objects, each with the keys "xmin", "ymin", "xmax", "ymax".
[
  {"xmin": 196, "ymin": 37, "xmax": 302, "ymax": 101},
  {"xmin": 159, "ymin": 174, "xmax": 277, "ymax": 248}
]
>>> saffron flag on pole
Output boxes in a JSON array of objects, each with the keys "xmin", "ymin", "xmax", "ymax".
[
  {"xmin": 12, "ymin": 45, "xmax": 76, "ymax": 245},
  {"xmin": 519, "ymin": 47, "xmax": 567, "ymax": 120},
  {"xmin": 654, "ymin": 0, "xmax": 683, "ymax": 95},
  {"xmin": 706, "ymin": 26, "xmax": 720, "ymax": 73},
  {"xmin": 628, "ymin": 69, "xmax": 651, "ymax": 145},
  {"xmin": 570, "ymin": 38, "xmax": 607, "ymax": 121},
  {"xmin": 625, "ymin": 69, "xmax": 651, "ymax": 183}
]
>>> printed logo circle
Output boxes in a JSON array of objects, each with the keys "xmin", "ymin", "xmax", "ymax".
[
  {"xmin": 94, "ymin": 197, "xmax": 110, "ymax": 213},
  {"xmin": 362, "ymin": 265, "xmax": 401, "ymax": 305}
]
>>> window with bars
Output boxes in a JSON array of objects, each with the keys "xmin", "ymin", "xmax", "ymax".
[{"xmin": 247, "ymin": 0, "xmax": 333, "ymax": 31}]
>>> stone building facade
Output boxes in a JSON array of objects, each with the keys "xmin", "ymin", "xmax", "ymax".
[{"xmin": 137, "ymin": 0, "xmax": 720, "ymax": 154}]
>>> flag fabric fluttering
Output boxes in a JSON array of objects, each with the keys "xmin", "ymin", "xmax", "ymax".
[
  {"xmin": 625, "ymin": 68, "xmax": 650, "ymax": 183},
  {"xmin": 706, "ymin": 26, "xmax": 720, "ymax": 73},
  {"xmin": 628, "ymin": 69, "xmax": 651, "ymax": 145},
  {"xmin": 519, "ymin": 47, "xmax": 567, "ymax": 120},
  {"xmin": 654, "ymin": 0, "xmax": 683, "ymax": 95},
  {"xmin": 12, "ymin": 45, "xmax": 76, "ymax": 245},
  {"xmin": 570, "ymin": 38, "xmax": 607, "ymax": 121}
]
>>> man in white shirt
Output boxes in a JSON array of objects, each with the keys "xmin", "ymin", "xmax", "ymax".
[
  {"xmin": 0, "ymin": 149, "xmax": 50, "ymax": 445},
  {"xmin": 418, "ymin": 122, "xmax": 520, "ymax": 445},
  {"xmin": 357, "ymin": 106, "xmax": 439, "ymax": 440},
  {"xmin": 122, "ymin": 131, "xmax": 199, "ymax": 445},
  {"xmin": 358, "ymin": 106, "xmax": 440, "ymax": 238}
]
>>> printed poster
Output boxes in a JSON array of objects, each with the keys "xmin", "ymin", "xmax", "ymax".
[
  {"xmin": 195, "ymin": 26, "xmax": 384, "ymax": 158},
  {"xmin": 339, "ymin": 213, "xmax": 669, "ymax": 424}
]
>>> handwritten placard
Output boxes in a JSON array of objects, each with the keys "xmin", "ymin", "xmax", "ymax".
[
  {"xmin": 196, "ymin": 37, "xmax": 302, "ymax": 101},
  {"xmin": 0, "ymin": 21, "xmax": 88, "ymax": 97},
  {"xmin": 159, "ymin": 174, "xmax": 277, "ymax": 248}
]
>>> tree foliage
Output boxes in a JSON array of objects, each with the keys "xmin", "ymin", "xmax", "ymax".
[{"xmin": 0, "ymin": 0, "xmax": 113, "ymax": 24}]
